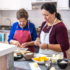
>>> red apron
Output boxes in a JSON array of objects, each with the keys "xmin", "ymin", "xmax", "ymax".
[{"xmin": 13, "ymin": 22, "xmax": 35, "ymax": 52}]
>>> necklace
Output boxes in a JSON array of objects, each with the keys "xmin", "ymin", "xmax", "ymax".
[
  {"xmin": 47, "ymin": 26, "xmax": 50, "ymax": 29},
  {"xmin": 47, "ymin": 18, "xmax": 57, "ymax": 29}
]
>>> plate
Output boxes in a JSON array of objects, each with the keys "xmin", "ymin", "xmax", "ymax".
[
  {"xmin": 32, "ymin": 54, "xmax": 52, "ymax": 64},
  {"xmin": 17, "ymin": 48, "xmax": 28, "ymax": 51},
  {"xmin": 32, "ymin": 56, "xmax": 50, "ymax": 64},
  {"xmin": 32, "ymin": 58, "xmax": 44, "ymax": 64},
  {"xmin": 14, "ymin": 48, "xmax": 28, "ymax": 53}
]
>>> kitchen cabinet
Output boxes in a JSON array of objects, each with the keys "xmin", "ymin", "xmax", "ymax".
[
  {"xmin": 0, "ymin": 32, "xmax": 9, "ymax": 44},
  {"xmin": 44, "ymin": 0, "xmax": 57, "ymax": 2},
  {"xmin": 11, "ymin": 0, "xmax": 21, "ymax": 10},
  {"xmin": 21, "ymin": 0, "xmax": 32, "ymax": 10},
  {"xmin": 57, "ymin": 0, "xmax": 69, "ymax": 9},
  {"xmin": 32, "ymin": 0, "xmax": 57, "ymax": 2},
  {"xmin": 32, "ymin": 0, "xmax": 44, "ymax": 2},
  {"xmin": 0, "ymin": 0, "xmax": 12, "ymax": 10},
  {"xmin": 0, "ymin": 0, "xmax": 32, "ymax": 10},
  {"xmin": 0, "ymin": 0, "xmax": 4, "ymax": 10}
]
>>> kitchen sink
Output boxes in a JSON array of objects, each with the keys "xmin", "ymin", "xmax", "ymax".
[{"xmin": 0, "ymin": 26, "xmax": 11, "ymax": 30}]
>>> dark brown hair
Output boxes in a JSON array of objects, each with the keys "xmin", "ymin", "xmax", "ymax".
[
  {"xmin": 41, "ymin": 3, "xmax": 62, "ymax": 20},
  {"xmin": 16, "ymin": 8, "xmax": 28, "ymax": 20}
]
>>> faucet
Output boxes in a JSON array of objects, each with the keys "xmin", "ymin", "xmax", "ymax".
[{"xmin": 4, "ymin": 18, "xmax": 11, "ymax": 28}]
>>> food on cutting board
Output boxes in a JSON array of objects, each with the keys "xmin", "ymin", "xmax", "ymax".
[
  {"xmin": 50, "ymin": 67, "xmax": 56, "ymax": 70},
  {"xmin": 52, "ymin": 54, "xmax": 63, "ymax": 64},
  {"xmin": 32, "ymin": 62, "xmax": 38, "ymax": 68},
  {"xmin": 33, "ymin": 56, "xmax": 49, "ymax": 61},
  {"xmin": 14, "ymin": 53, "xmax": 17, "ymax": 57}
]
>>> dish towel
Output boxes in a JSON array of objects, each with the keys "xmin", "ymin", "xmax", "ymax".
[{"xmin": 0, "ymin": 33, "xmax": 5, "ymax": 42}]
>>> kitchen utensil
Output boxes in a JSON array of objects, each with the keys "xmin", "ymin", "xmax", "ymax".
[{"xmin": 45, "ymin": 60, "xmax": 52, "ymax": 70}]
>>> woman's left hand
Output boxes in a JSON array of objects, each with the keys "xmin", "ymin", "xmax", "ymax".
[
  {"xmin": 20, "ymin": 42, "xmax": 28, "ymax": 48},
  {"xmin": 39, "ymin": 43, "xmax": 47, "ymax": 49}
]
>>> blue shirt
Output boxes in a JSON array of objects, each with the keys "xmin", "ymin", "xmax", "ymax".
[{"xmin": 8, "ymin": 21, "xmax": 37, "ymax": 43}]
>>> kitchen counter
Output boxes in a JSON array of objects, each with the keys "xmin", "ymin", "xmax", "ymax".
[
  {"xmin": 0, "ymin": 30, "xmax": 10, "ymax": 32},
  {"xmin": 0, "ymin": 43, "xmax": 17, "ymax": 70},
  {"xmin": 14, "ymin": 57, "xmax": 70, "ymax": 70},
  {"xmin": 0, "ymin": 43, "xmax": 17, "ymax": 56}
]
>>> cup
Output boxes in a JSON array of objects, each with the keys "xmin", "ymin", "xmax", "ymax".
[{"xmin": 45, "ymin": 60, "xmax": 52, "ymax": 70}]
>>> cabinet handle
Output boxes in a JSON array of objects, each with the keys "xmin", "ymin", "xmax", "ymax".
[
  {"xmin": 25, "ymin": 8, "xmax": 28, "ymax": 10},
  {"xmin": 4, "ymin": 8, "xmax": 9, "ymax": 10},
  {"xmin": 36, "ymin": 0, "xmax": 43, "ymax": 1},
  {"xmin": 0, "ymin": 8, "xmax": 2, "ymax": 10},
  {"xmin": 58, "ymin": 7, "xmax": 67, "ymax": 8},
  {"xmin": 45, "ymin": 0, "xmax": 52, "ymax": 1}
]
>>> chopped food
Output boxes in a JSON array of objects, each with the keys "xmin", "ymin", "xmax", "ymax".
[
  {"xmin": 14, "ymin": 53, "xmax": 17, "ymax": 57},
  {"xmin": 50, "ymin": 67, "xmax": 56, "ymax": 70},
  {"xmin": 32, "ymin": 62, "xmax": 38, "ymax": 68},
  {"xmin": 52, "ymin": 54, "xmax": 63, "ymax": 64},
  {"xmin": 33, "ymin": 56, "xmax": 49, "ymax": 61}
]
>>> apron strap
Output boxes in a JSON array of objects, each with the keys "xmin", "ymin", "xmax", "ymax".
[
  {"xmin": 41, "ymin": 18, "xmax": 57, "ymax": 32},
  {"xmin": 28, "ymin": 21, "xmax": 30, "ymax": 30},
  {"xmin": 49, "ymin": 18, "xmax": 57, "ymax": 33},
  {"xmin": 42, "ymin": 23, "xmax": 47, "ymax": 30}
]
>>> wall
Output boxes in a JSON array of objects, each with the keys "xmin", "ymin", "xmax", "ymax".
[
  {"xmin": 0, "ymin": 10, "xmax": 70, "ymax": 30},
  {"xmin": 58, "ymin": 10, "xmax": 70, "ymax": 30},
  {"xmin": 0, "ymin": 10, "xmax": 2, "ymax": 25}
]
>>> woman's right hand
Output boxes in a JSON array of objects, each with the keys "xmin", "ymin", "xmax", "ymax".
[
  {"xmin": 34, "ymin": 37, "xmax": 41, "ymax": 46},
  {"xmin": 10, "ymin": 40, "xmax": 21, "ymax": 47},
  {"xmin": 13, "ymin": 41, "xmax": 21, "ymax": 47}
]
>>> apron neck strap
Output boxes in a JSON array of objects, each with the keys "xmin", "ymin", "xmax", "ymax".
[
  {"xmin": 49, "ymin": 18, "xmax": 57, "ymax": 33},
  {"xmin": 42, "ymin": 18, "xmax": 57, "ymax": 31},
  {"xmin": 28, "ymin": 21, "xmax": 30, "ymax": 30},
  {"xmin": 16, "ymin": 21, "xmax": 30, "ymax": 30}
]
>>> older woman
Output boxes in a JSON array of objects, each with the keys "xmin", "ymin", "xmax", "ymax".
[
  {"xmin": 8, "ymin": 8, "xmax": 37, "ymax": 52},
  {"xmin": 34, "ymin": 3, "xmax": 69, "ymax": 58}
]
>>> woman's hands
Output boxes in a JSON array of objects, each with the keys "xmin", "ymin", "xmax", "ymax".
[
  {"xmin": 14, "ymin": 41, "xmax": 21, "ymax": 47},
  {"xmin": 10, "ymin": 40, "xmax": 21, "ymax": 47},
  {"xmin": 10, "ymin": 40, "xmax": 28, "ymax": 48},
  {"xmin": 39, "ymin": 43, "xmax": 47, "ymax": 49},
  {"xmin": 34, "ymin": 37, "xmax": 41, "ymax": 46},
  {"xmin": 10, "ymin": 40, "xmax": 34, "ymax": 48},
  {"xmin": 34, "ymin": 37, "xmax": 47, "ymax": 49},
  {"xmin": 20, "ymin": 42, "xmax": 28, "ymax": 48}
]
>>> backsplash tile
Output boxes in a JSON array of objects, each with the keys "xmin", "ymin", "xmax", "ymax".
[{"xmin": 0, "ymin": 10, "xmax": 70, "ymax": 30}]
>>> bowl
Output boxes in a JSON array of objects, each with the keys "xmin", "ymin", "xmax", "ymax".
[
  {"xmin": 23, "ymin": 52, "xmax": 34, "ymax": 60},
  {"xmin": 57, "ymin": 59, "xmax": 69, "ymax": 69}
]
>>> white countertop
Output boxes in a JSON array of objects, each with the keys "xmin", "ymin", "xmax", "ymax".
[{"xmin": 0, "ymin": 43, "xmax": 17, "ymax": 56}]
